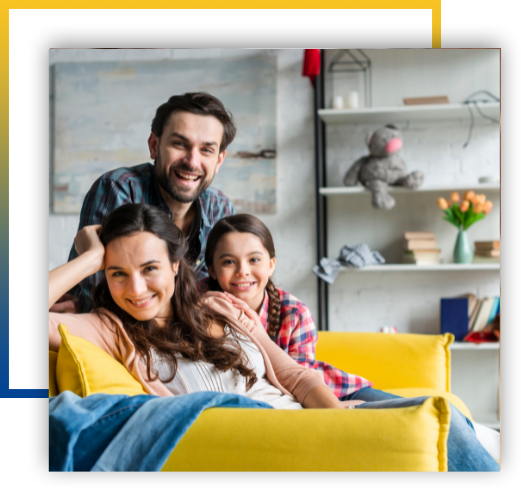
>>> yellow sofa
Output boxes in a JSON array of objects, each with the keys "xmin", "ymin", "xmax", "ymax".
[{"xmin": 49, "ymin": 330, "xmax": 466, "ymax": 471}]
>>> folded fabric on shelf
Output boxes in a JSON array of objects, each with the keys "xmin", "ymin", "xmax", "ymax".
[{"xmin": 312, "ymin": 244, "xmax": 385, "ymax": 284}]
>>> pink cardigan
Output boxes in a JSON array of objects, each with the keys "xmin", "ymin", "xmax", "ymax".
[{"xmin": 49, "ymin": 296, "xmax": 326, "ymax": 404}]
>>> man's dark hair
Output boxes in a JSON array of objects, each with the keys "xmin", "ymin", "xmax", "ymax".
[{"xmin": 151, "ymin": 92, "xmax": 237, "ymax": 152}]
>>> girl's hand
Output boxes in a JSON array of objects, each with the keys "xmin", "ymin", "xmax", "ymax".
[
  {"xmin": 222, "ymin": 292, "xmax": 265, "ymax": 331},
  {"xmin": 203, "ymin": 291, "xmax": 232, "ymax": 302},
  {"xmin": 74, "ymin": 225, "xmax": 105, "ymax": 273}
]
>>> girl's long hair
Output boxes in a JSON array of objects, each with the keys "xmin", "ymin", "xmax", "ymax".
[
  {"xmin": 92, "ymin": 204, "xmax": 257, "ymax": 390},
  {"xmin": 204, "ymin": 214, "xmax": 282, "ymax": 337}
]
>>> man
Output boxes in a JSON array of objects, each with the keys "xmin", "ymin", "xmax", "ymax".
[{"xmin": 55, "ymin": 92, "xmax": 237, "ymax": 313}]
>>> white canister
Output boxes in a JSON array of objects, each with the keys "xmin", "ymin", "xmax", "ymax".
[
  {"xmin": 345, "ymin": 91, "xmax": 360, "ymax": 109},
  {"xmin": 332, "ymin": 95, "xmax": 344, "ymax": 110}
]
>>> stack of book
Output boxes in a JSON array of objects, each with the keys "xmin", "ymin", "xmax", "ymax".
[
  {"xmin": 402, "ymin": 231, "xmax": 441, "ymax": 265},
  {"xmin": 473, "ymin": 240, "xmax": 500, "ymax": 263},
  {"xmin": 440, "ymin": 294, "xmax": 500, "ymax": 341}
]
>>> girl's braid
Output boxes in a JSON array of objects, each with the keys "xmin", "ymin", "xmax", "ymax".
[{"xmin": 265, "ymin": 278, "xmax": 282, "ymax": 337}]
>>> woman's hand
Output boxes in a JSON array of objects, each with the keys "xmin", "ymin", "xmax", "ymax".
[
  {"xmin": 49, "ymin": 225, "xmax": 105, "ymax": 311},
  {"xmin": 74, "ymin": 224, "xmax": 105, "ymax": 273}
]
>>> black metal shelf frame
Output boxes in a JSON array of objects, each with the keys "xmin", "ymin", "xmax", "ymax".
[{"xmin": 314, "ymin": 50, "xmax": 328, "ymax": 331}]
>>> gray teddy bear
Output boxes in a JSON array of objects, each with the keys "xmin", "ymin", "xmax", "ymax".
[{"xmin": 343, "ymin": 124, "xmax": 423, "ymax": 210}]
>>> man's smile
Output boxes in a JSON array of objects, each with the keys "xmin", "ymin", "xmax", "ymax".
[{"xmin": 172, "ymin": 169, "xmax": 203, "ymax": 186}]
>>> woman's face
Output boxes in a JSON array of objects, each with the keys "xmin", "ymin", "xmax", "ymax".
[
  {"xmin": 104, "ymin": 231, "xmax": 178, "ymax": 325},
  {"xmin": 208, "ymin": 232, "xmax": 275, "ymax": 312}
]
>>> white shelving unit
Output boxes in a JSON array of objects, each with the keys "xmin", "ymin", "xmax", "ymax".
[
  {"xmin": 314, "ymin": 50, "xmax": 500, "ymax": 431},
  {"xmin": 339, "ymin": 263, "xmax": 499, "ymax": 272},
  {"xmin": 450, "ymin": 342, "xmax": 499, "ymax": 350},
  {"xmin": 320, "ymin": 183, "xmax": 500, "ymax": 196},
  {"xmin": 318, "ymin": 102, "xmax": 500, "ymax": 125}
]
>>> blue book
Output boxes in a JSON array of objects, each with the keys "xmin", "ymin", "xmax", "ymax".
[
  {"xmin": 487, "ymin": 297, "xmax": 500, "ymax": 324},
  {"xmin": 440, "ymin": 298, "xmax": 469, "ymax": 341}
]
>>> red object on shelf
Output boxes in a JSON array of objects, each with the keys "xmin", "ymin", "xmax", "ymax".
[
  {"xmin": 302, "ymin": 49, "xmax": 321, "ymax": 88},
  {"xmin": 463, "ymin": 331, "xmax": 499, "ymax": 343}
]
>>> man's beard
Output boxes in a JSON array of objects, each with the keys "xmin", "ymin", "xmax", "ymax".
[{"xmin": 155, "ymin": 155, "xmax": 213, "ymax": 204}]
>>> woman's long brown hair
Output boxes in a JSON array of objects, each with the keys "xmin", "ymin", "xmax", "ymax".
[
  {"xmin": 92, "ymin": 204, "xmax": 257, "ymax": 390},
  {"xmin": 204, "ymin": 214, "xmax": 282, "ymax": 338}
]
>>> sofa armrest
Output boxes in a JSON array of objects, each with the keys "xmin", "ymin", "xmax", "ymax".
[
  {"xmin": 162, "ymin": 397, "xmax": 451, "ymax": 472},
  {"xmin": 316, "ymin": 332, "xmax": 454, "ymax": 392}
]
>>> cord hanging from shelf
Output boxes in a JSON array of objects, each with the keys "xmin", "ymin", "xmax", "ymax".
[{"xmin": 462, "ymin": 90, "xmax": 500, "ymax": 148}]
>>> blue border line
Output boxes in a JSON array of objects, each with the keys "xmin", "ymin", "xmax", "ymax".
[{"xmin": 0, "ymin": 315, "xmax": 49, "ymax": 398}]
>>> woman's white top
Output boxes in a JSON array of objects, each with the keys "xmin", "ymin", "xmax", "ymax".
[{"xmin": 149, "ymin": 327, "xmax": 302, "ymax": 410}]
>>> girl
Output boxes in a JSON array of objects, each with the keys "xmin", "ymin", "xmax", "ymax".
[
  {"xmin": 202, "ymin": 214, "xmax": 499, "ymax": 471},
  {"xmin": 201, "ymin": 213, "xmax": 372, "ymax": 400},
  {"xmin": 49, "ymin": 203, "xmax": 350, "ymax": 411}
]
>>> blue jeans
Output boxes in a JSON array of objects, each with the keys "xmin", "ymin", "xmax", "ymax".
[
  {"xmin": 344, "ymin": 388, "xmax": 499, "ymax": 472},
  {"xmin": 50, "ymin": 391, "xmax": 272, "ymax": 471}
]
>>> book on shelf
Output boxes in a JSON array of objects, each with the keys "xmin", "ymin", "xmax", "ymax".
[
  {"xmin": 468, "ymin": 298, "xmax": 483, "ymax": 331},
  {"xmin": 471, "ymin": 297, "xmax": 496, "ymax": 332},
  {"xmin": 488, "ymin": 297, "xmax": 500, "ymax": 325},
  {"xmin": 402, "ymin": 250, "xmax": 441, "ymax": 265},
  {"xmin": 403, "ymin": 231, "xmax": 436, "ymax": 240},
  {"xmin": 403, "ymin": 239, "xmax": 437, "ymax": 250},
  {"xmin": 440, "ymin": 298, "xmax": 468, "ymax": 341},
  {"xmin": 403, "ymin": 96, "xmax": 450, "ymax": 105},
  {"xmin": 474, "ymin": 248, "xmax": 500, "ymax": 257},
  {"xmin": 472, "ymin": 255, "xmax": 500, "ymax": 264},
  {"xmin": 474, "ymin": 240, "xmax": 500, "ymax": 251},
  {"xmin": 459, "ymin": 293, "xmax": 478, "ymax": 319}
]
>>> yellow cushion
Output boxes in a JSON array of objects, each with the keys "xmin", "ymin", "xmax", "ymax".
[
  {"xmin": 49, "ymin": 351, "xmax": 59, "ymax": 398},
  {"xmin": 162, "ymin": 396, "xmax": 450, "ymax": 472},
  {"xmin": 316, "ymin": 332, "xmax": 454, "ymax": 392},
  {"xmin": 55, "ymin": 323, "xmax": 147, "ymax": 397},
  {"xmin": 384, "ymin": 388, "xmax": 473, "ymax": 421}
]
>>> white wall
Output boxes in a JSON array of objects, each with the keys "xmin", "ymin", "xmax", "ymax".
[{"xmin": 48, "ymin": 48, "xmax": 319, "ymax": 316}]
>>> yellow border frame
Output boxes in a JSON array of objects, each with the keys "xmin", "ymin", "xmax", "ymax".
[
  {"xmin": 5, "ymin": 2, "xmax": 441, "ymax": 47},
  {"xmin": 2, "ymin": 4, "xmax": 440, "ymax": 397}
]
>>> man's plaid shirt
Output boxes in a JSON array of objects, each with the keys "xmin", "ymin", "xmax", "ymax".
[
  {"xmin": 68, "ymin": 162, "xmax": 235, "ymax": 312},
  {"xmin": 257, "ymin": 288, "xmax": 373, "ymax": 399}
]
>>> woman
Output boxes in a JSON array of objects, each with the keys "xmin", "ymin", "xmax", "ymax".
[{"xmin": 49, "ymin": 203, "xmax": 351, "ymax": 410}]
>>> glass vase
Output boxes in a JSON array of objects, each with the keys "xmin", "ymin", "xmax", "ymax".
[{"xmin": 453, "ymin": 230, "xmax": 474, "ymax": 264}]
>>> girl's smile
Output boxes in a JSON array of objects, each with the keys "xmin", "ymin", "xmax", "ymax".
[{"xmin": 208, "ymin": 232, "xmax": 275, "ymax": 313}]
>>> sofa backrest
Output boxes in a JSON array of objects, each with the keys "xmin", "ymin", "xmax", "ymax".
[
  {"xmin": 49, "ymin": 331, "xmax": 454, "ymax": 397},
  {"xmin": 316, "ymin": 332, "xmax": 453, "ymax": 392}
]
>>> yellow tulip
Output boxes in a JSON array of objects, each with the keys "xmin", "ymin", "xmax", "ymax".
[
  {"xmin": 459, "ymin": 200, "xmax": 470, "ymax": 212},
  {"xmin": 463, "ymin": 190, "xmax": 475, "ymax": 200},
  {"xmin": 451, "ymin": 192, "xmax": 460, "ymax": 202},
  {"xmin": 483, "ymin": 201, "xmax": 494, "ymax": 214},
  {"xmin": 437, "ymin": 197, "xmax": 449, "ymax": 210}
]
